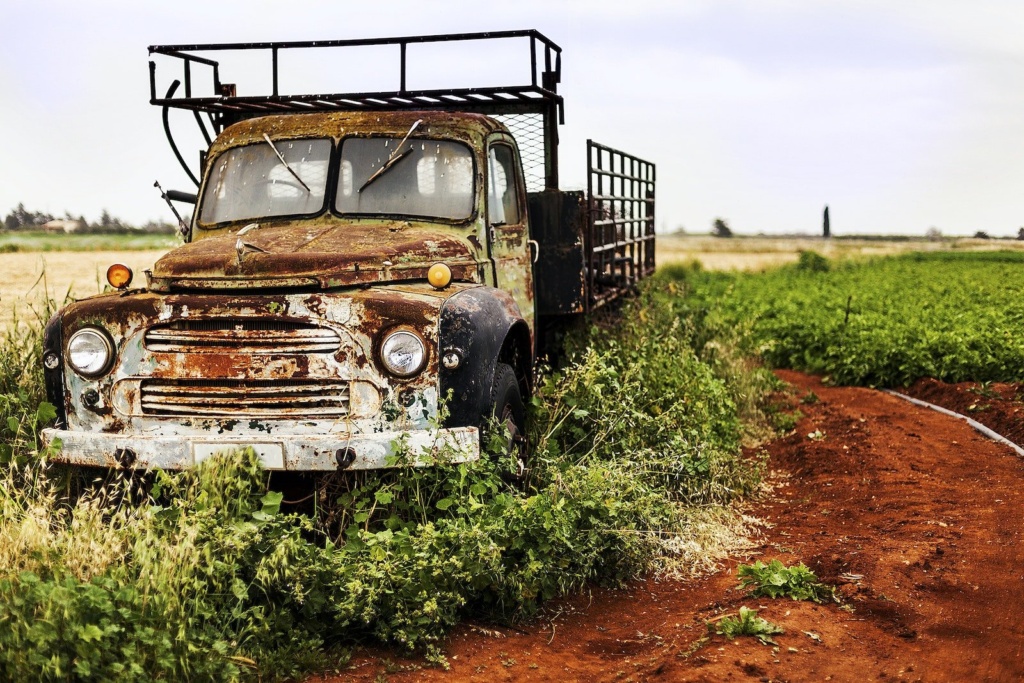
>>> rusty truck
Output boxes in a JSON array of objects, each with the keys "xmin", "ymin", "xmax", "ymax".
[{"xmin": 40, "ymin": 30, "xmax": 655, "ymax": 473}]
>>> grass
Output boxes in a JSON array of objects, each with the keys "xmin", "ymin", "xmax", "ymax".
[
  {"xmin": 0, "ymin": 272, "xmax": 773, "ymax": 681},
  {"xmin": 0, "ymin": 231, "xmax": 178, "ymax": 252}
]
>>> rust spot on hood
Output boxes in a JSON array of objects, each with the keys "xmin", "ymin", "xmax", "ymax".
[{"xmin": 151, "ymin": 223, "xmax": 479, "ymax": 290}]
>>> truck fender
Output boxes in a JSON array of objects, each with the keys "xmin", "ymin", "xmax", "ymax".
[
  {"xmin": 439, "ymin": 287, "xmax": 531, "ymax": 429},
  {"xmin": 42, "ymin": 313, "xmax": 67, "ymax": 428}
]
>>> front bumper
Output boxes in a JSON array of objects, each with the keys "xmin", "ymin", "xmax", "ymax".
[{"xmin": 41, "ymin": 426, "xmax": 480, "ymax": 471}]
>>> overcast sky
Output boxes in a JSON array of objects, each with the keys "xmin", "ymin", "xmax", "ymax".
[{"xmin": 2, "ymin": 0, "xmax": 1023, "ymax": 236}]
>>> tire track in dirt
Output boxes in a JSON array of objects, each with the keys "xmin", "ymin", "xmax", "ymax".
[{"xmin": 315, "ymin": 371, "xmax": 1024, "ymax": 682}]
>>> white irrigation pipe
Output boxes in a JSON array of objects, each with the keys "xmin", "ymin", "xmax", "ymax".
[{"xmin": 884, "ymin": 390, "xmax": 1024, "ymax": 459}]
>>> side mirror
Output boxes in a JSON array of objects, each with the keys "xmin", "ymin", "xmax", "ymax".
[{"xmin": 165, "ymin": 190, "xmax": 197, "ymax": 205}]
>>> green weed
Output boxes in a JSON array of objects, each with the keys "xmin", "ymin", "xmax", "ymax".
[
  {"xmin": 737, "ymin": 559, "xmax": 836, "ymax": 603},
  {"xmin": 710, "ymin": 606, "xmax": 783, "ymax": 645}
]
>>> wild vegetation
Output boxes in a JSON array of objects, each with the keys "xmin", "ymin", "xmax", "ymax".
[
  {"xmin": 0, "ymin": 273, "xmax": 773, "ymax": 681},
  {"xmin": 671, "ymin": 251, "xmax": 1024, "ymax": 387}
]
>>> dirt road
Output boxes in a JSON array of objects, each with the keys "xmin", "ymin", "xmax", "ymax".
[{"xmin": 321, "ymin": 371, "xmax": 1024, "ymax": 682}]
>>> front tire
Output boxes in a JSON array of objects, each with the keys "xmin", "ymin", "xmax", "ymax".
[{"xmin": 484, "ymin": 362, "xmax": 526, "ymax": 473}]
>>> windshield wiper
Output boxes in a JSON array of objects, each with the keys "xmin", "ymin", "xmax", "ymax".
[
  {"xmin": 358, "ymin": 119, "xmax": 423, "ymax": 193},
  {"xmin": 262, "ymin": 133, "xmax": 311, "ymax": 193}
]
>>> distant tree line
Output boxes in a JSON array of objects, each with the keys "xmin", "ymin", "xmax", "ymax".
[{"xmin": 2, "ymin": 203, "xmax": 176, "ymax": 234}]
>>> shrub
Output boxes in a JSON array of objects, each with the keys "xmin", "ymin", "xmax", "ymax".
[{"xmin": 796, "ymin": 250, "xmax": 830, "ymax": 272}]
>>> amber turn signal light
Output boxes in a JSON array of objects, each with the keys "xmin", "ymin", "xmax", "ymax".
[
  {"xmin": 106, "ymin": 263, "xmax": 133, "ymax": 290},
  {"xmin": 427, "ymin": 262, "xmax": 452, "ymax": 289}
]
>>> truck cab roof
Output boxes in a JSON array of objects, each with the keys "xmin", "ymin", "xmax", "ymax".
[{"xmin": 209, "ymin": 110, "xmax": 510, "ymax": 155}]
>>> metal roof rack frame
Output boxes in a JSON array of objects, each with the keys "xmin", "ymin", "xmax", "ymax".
[{"xmin": 149, "ymin": 30, "xmax": 564, "ymax": 189}]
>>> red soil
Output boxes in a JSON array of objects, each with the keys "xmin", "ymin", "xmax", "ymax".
[
  {"xmin": 903, "ymin": 377, "xmax": 1024, "ymax": 448},
  {"xmin": 311, "ymin": 371, "xmax": 1024, "ymax": 682}
]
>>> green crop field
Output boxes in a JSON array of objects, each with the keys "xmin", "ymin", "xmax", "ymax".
[
  {"xmin": 672, "ymin": 251, "xmax": 1024, "ymax": 387},
  {"xmin": 0, "ymin": 231, "xmax": 178, "ymax": 253}
]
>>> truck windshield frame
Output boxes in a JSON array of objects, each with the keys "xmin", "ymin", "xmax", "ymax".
[
  {"xmin": 197, "ymin": 135, "xmax": 478, "ymax": 229},
  {"xmin": 335, "ymin": 137, "xmax": 476, "ymax": 222},
  {"xmin": 198, "ymin": 137, "xmax": 333, "ymax": 226}
]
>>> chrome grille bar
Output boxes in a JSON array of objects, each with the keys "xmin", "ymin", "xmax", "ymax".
[
  {"xmin": 145, "ymin": 319, "xmax": 341, "ymax": 354},
  {"xmin": 140, "ymin": 379, "xmax": 350, "ymax": 417}
]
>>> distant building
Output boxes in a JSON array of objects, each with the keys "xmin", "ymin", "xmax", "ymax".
[{"xmin": 41, "ymin": 219, "xmax": 86, "ymax": 233}]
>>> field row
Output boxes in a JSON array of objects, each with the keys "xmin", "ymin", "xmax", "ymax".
[{"xmin": 676, "ymin": 250, "xmax": 1024, "ymax": 386}]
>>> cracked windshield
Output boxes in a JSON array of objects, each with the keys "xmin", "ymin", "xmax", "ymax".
[
  {"xmin": 336, "ymin": 137, "xmax": 474, "ymax": 220},
  {"xmin": 199, "ymin": 138, "xmax": 331, "ymax": 225}
]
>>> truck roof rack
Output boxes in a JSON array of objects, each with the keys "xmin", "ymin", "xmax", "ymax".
[{"xmin": 149, "ymin": 30, "xmax": 564, "ymax": 190}]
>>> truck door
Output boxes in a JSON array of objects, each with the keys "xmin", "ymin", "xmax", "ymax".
[{"xmin": 486, "ymin": 138, "xmax": 535, "ymax": 333}]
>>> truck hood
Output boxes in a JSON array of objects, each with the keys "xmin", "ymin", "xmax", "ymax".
[{"xmin": 148, "ymin": 223, "xmax": 480, "ymax": 291}]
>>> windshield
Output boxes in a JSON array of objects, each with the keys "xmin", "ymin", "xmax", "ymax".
[
  {"xmin": 199, "ymin": 138, "xmax": 332, "ymax": 225},
  {"xmin": 336, "ymin": 138, "xmax": 474, "ymax": 220}
]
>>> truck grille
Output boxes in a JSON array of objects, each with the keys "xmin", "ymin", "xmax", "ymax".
[
  {"xmin": 145, "ymin": 319, "xmax": 341, "ymax": 354},
  {"xmin": 140, "ymin": 379, "xmax": 350, "ymax": 417}
]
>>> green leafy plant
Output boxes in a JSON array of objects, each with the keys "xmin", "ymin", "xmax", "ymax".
[
  {"xmin": 710, "ymin": 606, "xmax": 783, "ymax": 645},
  {"xmin": 737, "ymin": 559, "xmax": 836, "ymax": 603}
]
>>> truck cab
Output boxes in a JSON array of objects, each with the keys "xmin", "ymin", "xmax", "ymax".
[{"xmin": 41, "ymin": 31, "xmax": 654, "ymax": 472}]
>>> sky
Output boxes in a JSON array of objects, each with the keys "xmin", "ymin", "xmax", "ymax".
[{"xmin": 1, "ymin": 0, "xmax": 1023, "ymax": 236}]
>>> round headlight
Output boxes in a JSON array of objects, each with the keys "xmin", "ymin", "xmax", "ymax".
[
  {"xmin": 67, "ymin": 328, "xmax": 114, "ymax": 377},
  {"xmin": 380, "ymin": 330, "xmax": 427, "ymax": 377}
]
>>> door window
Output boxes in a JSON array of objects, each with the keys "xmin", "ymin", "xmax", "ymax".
[{"xmin": 488, "ymin": 145, "xmax": 521, "ymax": 225}]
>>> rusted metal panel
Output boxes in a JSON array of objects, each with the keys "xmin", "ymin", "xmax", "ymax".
[
  {"xmin": 438, "ymin": 287, "xmax": 531, "ymax": 430},
  {"xmin": 145, "ymin": 319, "xmax": 341, "ymax": 353},
  {"xmin": 41, "ymin": 426, "xmax": 479, "ymax": 471},
  {"xmin": 149, "ymin": 223, "xmax": 483, "ymax": 291},
  {"xmin": 526, "ymin": 190, "xmax": 587, "ymax": 316},
  {"xmin": 203, "ymin": 111, "xmax": 506, "ymax": 159},
  {"xmin": 44, "ymin": 282, "xmax": 488, "ymax": 470},
  {"xmin": 136, "ymin": 378, "xmax": 351, "ymax": 417}
]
